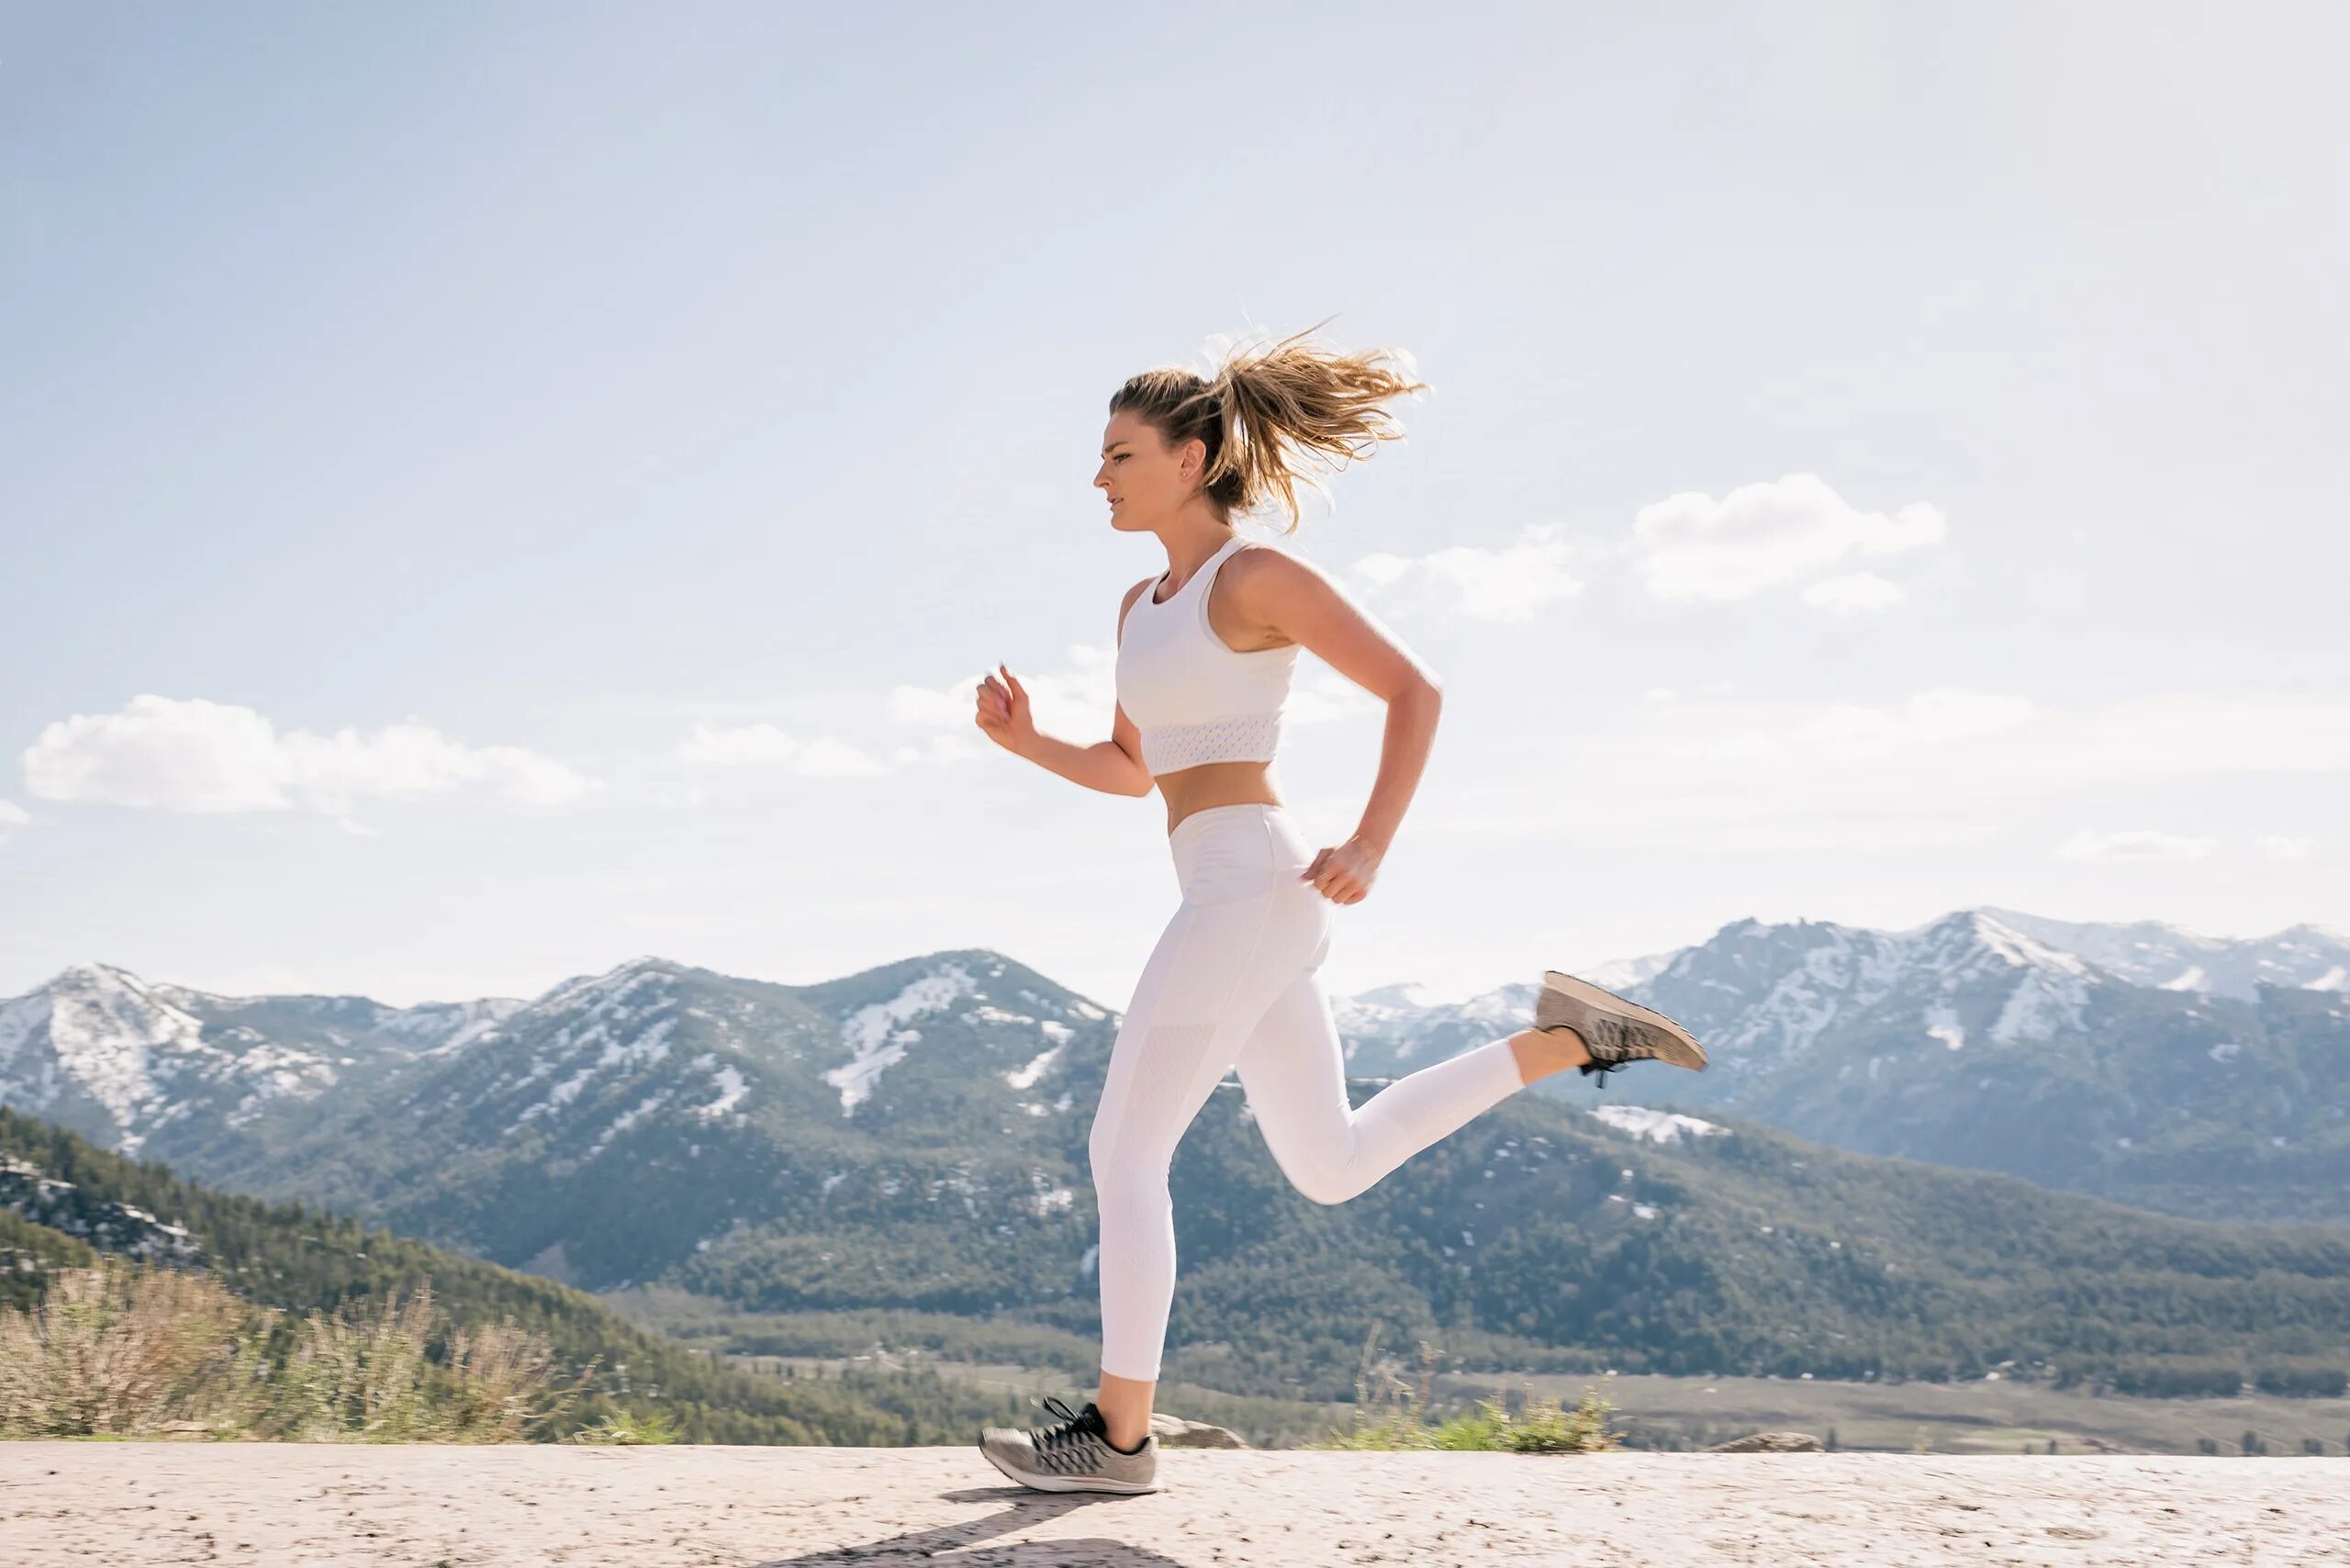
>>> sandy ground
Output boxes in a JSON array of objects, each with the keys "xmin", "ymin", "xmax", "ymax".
[{"xmin": 1, "ymin": 1445, "xmax": 2345, "ymax": 1566}]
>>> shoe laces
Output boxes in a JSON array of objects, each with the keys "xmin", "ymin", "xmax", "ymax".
[
  {"xmin": 1027, "ymin": 1395, "xmax": 1107, "ymax": 1472},
  {"xmin": 1577, "ymin": 1017, "xmax": 1658, "ymax": 1089},
  {"xmin": 1579, "ymin": 1057, "xmax": 1630, "ymax": 1091}
]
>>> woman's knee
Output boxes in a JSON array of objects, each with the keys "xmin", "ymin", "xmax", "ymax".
[
  {"xmin": 1088, "ymin": 1127, "xmax": 1171, "ymax": 1200},
  {"xmin": 1279, "ymin": 1152, "xmax": 1362, "ymax": 1206}
]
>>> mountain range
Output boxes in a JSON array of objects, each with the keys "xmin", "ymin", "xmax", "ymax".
[
  {"xmin": 3, "ymin": 911, "xmax": 2346, "ymax": 1400},
  {"xmin": 1335, "ymin": 908, "xmax": 2350, "ymax": 1226}
]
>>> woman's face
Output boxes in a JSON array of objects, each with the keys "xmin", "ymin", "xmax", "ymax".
[{"xmin": 1095, "ymin": 408, "xmax": 1200, "ymax": 533}]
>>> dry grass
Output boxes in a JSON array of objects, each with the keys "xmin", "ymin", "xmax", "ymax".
[
  {"xmin": 0, "ymin": 1260, "xmax": 269, "ymax": 1438},
  {"xmin": 1310, "ymin": 1325, "xmax": 1623, "ymax": 1453},
  {"xmin": 0, "ymin": 1262, "xmax": 593, "ymax": 1442}
]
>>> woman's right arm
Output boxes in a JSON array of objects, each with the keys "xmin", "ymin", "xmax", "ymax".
[{"xmin": 971, "ymin": 580, "xmax": 1157, "ymax": 799}]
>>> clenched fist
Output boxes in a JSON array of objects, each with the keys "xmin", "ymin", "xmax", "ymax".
[
  {"xmin": 974, "ymin": 664, "xmax": 1036, "ymax": 756},
  {"xmin": 1301, "ymin": 834, "xmax": 1382, "ymax": 904}
]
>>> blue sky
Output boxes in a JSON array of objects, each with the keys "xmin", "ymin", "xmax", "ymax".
[{"xmin": 5, "ymin": 2, "xmax": 2345, "ymax": 1009}]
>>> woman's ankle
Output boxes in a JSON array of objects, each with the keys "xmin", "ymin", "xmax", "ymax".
[
  {"xmin": 1095, "ymin": 1371, "xmax": 1156, "ymax": 1449},
  {"xmin": 1507, "ymin": 1025, "xmax": 1590, "ymax": 1084}
]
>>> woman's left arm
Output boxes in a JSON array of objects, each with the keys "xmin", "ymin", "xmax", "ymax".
[{"xmin": 1237, "ymin": 550, "xmax": 1442, "ymax": 903}]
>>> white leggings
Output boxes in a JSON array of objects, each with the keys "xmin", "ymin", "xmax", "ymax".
[{"xmin": 1087, "ymin": 801, "xmax": 1527, "ymax": 1383}]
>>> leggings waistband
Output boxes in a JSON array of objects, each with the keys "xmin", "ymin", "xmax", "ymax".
[
  {"xmin": 1166, "ymin": 802, "xmax": 1311, "ymax": 902},
  {"xmin": 1167, "ymin": 801, "xmax": 1287, "ymax": 851}
]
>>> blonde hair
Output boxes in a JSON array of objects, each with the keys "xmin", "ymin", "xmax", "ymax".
[{"xmin": 1109, "ymin": 318, "xmax": 1428, "ymax": 533}]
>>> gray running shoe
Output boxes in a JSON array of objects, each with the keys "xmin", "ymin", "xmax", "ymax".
[
  {"xmin": 1535, "ymin": 969, "xmax": 1708, "ymax": 1088},
  {"xmin": 978, "ymin": 1395, "xmax": 1159, "ymax": 1494}
]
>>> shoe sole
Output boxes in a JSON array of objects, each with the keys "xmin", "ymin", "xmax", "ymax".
[
  {"xmin": 977, "ymin": 1440, "xmax": 1159, "ymax": 1495},
  {"xmin": 1539, "ymin": 969, "xmax": 1708, "ymax": 1071}
]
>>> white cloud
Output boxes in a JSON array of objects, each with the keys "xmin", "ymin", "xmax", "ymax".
[
  {"xmin": 1421, "ymin": 687, "xmax": 2350, "ymax": 857},
  {"xmin": 1348, "ymin": 522, "xmax": 1583, "ymax": 622},
  {"xmin": 677, "ymin": 722, "xmax": 888, "ymax": 776},
  {"xmin": 1677, "ymin": 688, "xmax": 2037, "ymax": 766},
  {"xmin": 1628, "ymin": 474, "xmax": 1944, "ymax": 602},
  {"xmin": 0, "ymin": 799, "xmax": 29, "ymax": 845},
  {"xmin": 1801, "ymin": 571, "xmax": 1908, "ymax": 614},
  {"xmin": 889, "ymin": 733, "xmax": 988, "ymax": 767},
  {"xmin": 21, "ymin": 695, "xmax": 598, "ymax": 816},
  {"xmin": 2056, "ymin": 830, "xmax": 2219, "ymax": 863},
  {"xmin": 2254, "ymin": 834, "xmax": 2319, "ymax": 860}
]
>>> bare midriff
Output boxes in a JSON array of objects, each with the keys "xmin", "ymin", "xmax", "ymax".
[{"xmin": 1157, "ymin": 758, "xmax": 1282, "ymax": 836}]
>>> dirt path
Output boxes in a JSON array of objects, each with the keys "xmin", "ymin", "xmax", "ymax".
[{"xmin": 2, "ymin": 1445, "xmax": 2344, "ymax": 1565}]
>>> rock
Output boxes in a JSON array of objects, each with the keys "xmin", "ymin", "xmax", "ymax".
[
  {"xmin": 1150, "ymin": 1413, "xmax": 1249, "ymax": 1449},
  {"xmin": 1707, "ymin": 1431, "xmax": 1824, "ymax": 1453}
]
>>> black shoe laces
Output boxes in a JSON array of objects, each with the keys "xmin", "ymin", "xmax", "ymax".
[
  {"xmin": 1026, "ymin": 1395, "xmax": 1108, "ymax": 1473},
  {"xmin": 1576, "ymin": 1017, "xmax": 1659, "ymax": 1091},
  {"xmin": 1579, "ymin": 1058, "xmax": 1629, "ymax": 1090}
]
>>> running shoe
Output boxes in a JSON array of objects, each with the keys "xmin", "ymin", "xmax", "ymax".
[
  {"xmin": 978, "ymin": 1395, "xmax": 1160, "ymax": 1494},
  {"xmin": 1535, "ymin": 969, "xmax": 1708, "ymax": 1087}
]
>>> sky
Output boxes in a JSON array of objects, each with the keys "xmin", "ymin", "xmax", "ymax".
[{"xmin": 4, "ymin": 2, "xmax": 2345, "ymax": 1012}]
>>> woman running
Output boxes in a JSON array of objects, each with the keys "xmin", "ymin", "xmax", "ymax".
[{"xmin": 969, "ymin": 323, "xmax": 1708, "ymax": 1494}]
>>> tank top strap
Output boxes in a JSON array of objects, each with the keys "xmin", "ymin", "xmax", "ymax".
[
  {"xmin": 1149, "ymin": 534, "xmax": 1247, "ymax": 607},
  {"xmin": 1192, "ymin": 534, "xmax": 1252, "ymax": 639},
  {"xmin": 1190, "ymin": 534, "xmax": 1248, "ymax": 598}
]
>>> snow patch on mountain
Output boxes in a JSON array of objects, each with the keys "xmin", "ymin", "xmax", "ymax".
[
  {"xmin": 1590, "ymin": 1104, "xmax": 1726, "ymax": 1145},
  {"xmin": 826, "ymin": 963, "xmax": 979, "ymax": 1114},
  {"xmin": 1989, "ymin": 965, "xmax": 2092, "ymax": 1045},
  {"xmin": 591, "ymin": 1089, "xmax": 671, "ymax": 1153},
  {"xmin": 1005, "ymin": 1044, "xmax": 1064, "ymax": 1091},
  {"xmin": 385, "ymin": 997, "xmax": 527, "ymax": 1057},
  {"xmin": 698, "ymin": 1064, "xmax": 748, "ymax": 1121},
  {"xmin": 1967, "ymin": 916, "xmax": 2090, "ymax": 977}
]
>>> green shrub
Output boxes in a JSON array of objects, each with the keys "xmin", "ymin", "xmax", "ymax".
[
  {"xmin": 1309, "ymin": 1325, "xmax": 1620, "ymax": 1454},
  {"xmin": 564, "ymin": 1410, "xmax": 683, "ymax": 1445}
]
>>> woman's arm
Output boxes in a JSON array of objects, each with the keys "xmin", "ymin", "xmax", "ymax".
[
  {"xmin": 972, "ymin": 580, "xmax": 1157, "ymax": 798},
  {"xmin": 1226, "ymin": 549, "xmax": 1441, "ymax": 901},
  {"xmin": 1015, "ymin": 721, "xmax": 1154, "ymax": 797}
]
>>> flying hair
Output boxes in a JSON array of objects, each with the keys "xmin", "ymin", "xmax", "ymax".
[{"xmin": 1108, "ymin": 317, "xmax": 1429, "ymax": 533}]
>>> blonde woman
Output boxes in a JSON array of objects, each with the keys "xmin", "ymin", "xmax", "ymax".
[{"xmin": 971, "ymin": 323, "xmax": 1707, "ymax": 1493}]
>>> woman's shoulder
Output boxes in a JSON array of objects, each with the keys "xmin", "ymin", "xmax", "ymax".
[{"xmin": 1224, "ymin": 536, "xmax": 1325, "ymax": 595}]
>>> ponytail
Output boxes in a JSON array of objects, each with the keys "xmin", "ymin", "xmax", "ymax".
[{"xmin": 1109, "ymin": 318, "xmax": 1428, "ymax": 532}]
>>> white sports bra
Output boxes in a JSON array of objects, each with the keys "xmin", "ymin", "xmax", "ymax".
[{"xmin": 1113, "ymin": 534, "xmax": 1301, "ymax": 775}]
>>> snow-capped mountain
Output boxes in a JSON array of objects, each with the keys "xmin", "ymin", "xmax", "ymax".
[
  {"xmin": 0, "ymin": 961, "xmax": 518, "ymax": 1162},
  {"xmin": 176, "ymin": 950, "xmax": 1119, "ymax": 1293},
  {"xmin": 1335, "ymin": 907, "xmax": 2350, "ymax": 1226},
  {"xmin": 1974, "ymin": 908, "xmax": 2350, "ymax": 1000},
  {"xmin": 7, "ymin": 903, "xmax": 2346, "ymax": 1293},
  {"xmin": 5, "ymin": 924, "xmax": 2347, "ymax": 1403}
]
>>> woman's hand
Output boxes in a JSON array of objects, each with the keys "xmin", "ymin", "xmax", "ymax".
[
  {"xmin": 974, "ymin": 664, "xmax": 1037, "ymax": 756},
  {"xmin": 1301, "ymin": 834, "xmax": 1383, "ymax": 904}
]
